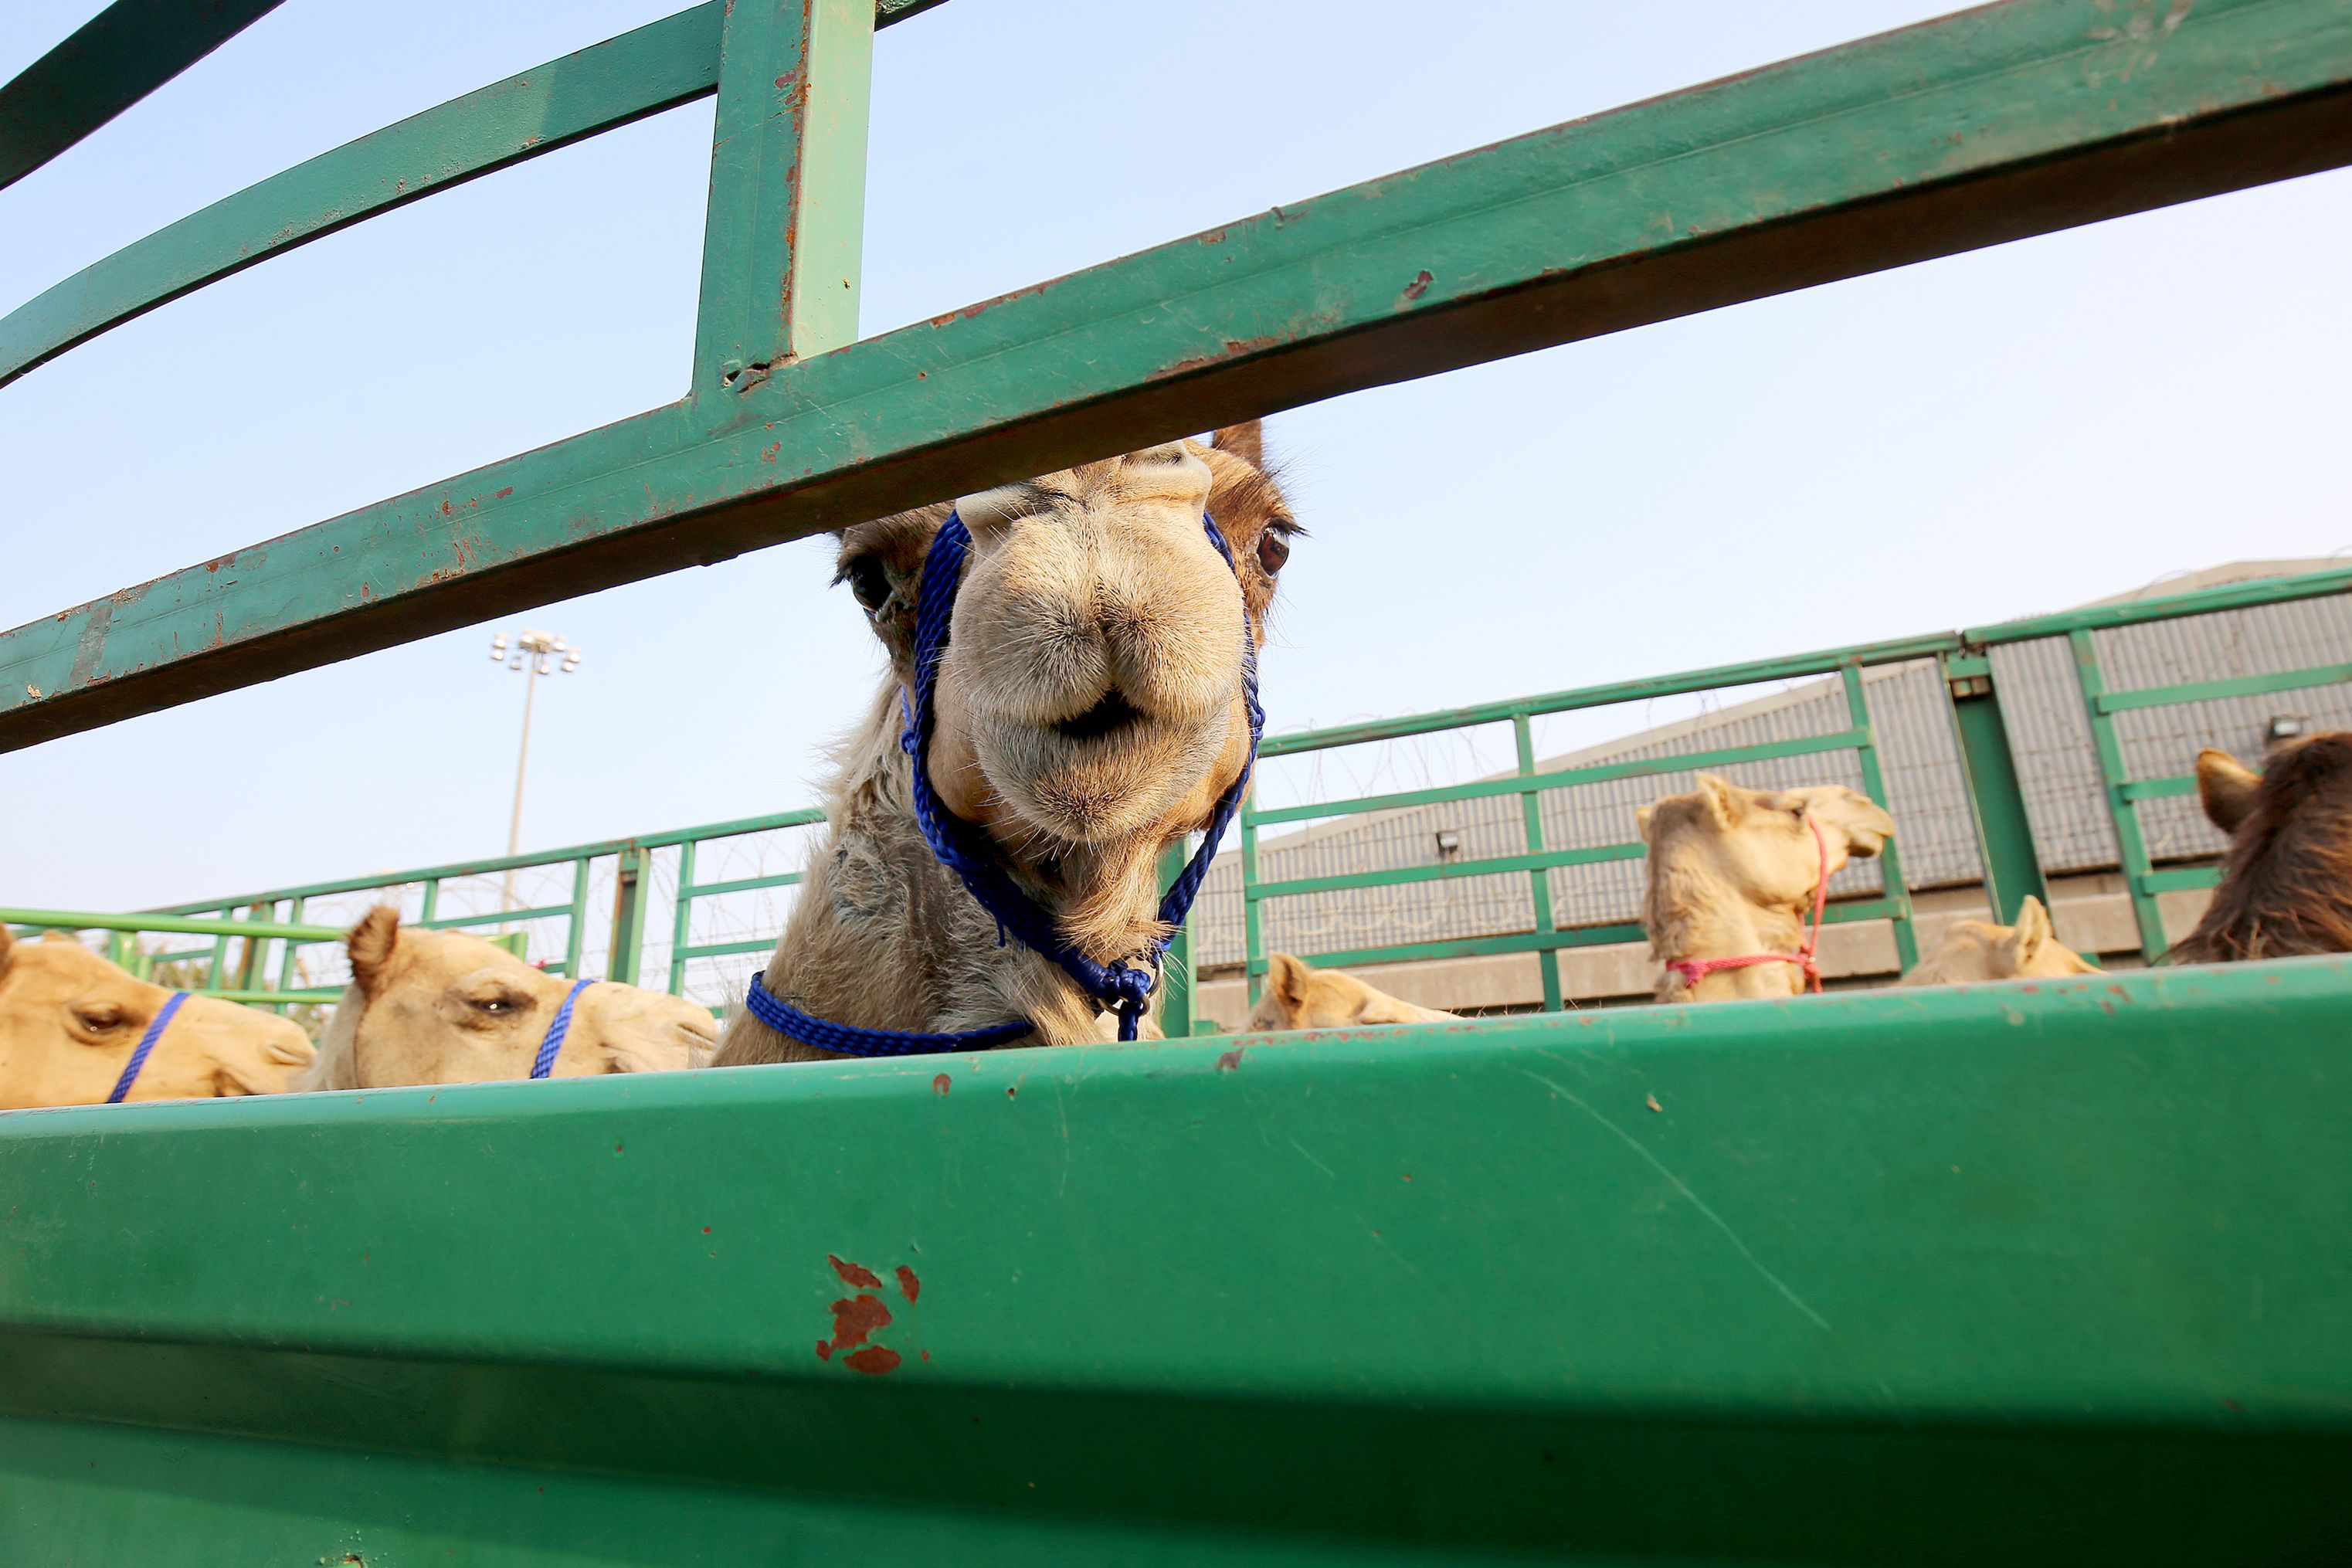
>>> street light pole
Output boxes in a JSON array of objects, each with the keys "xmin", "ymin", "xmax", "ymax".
[{"xmin": 489, "ymin": 629, "xmax": 582, "ymax": 912}]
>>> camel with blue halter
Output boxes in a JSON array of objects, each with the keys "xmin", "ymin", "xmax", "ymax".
[
  {"xmin": 300, "ymin": 908, "xmax": 716, "ymax": 1088},
  {"xmin": 0, "ymin": 925, "xmax": 314, "ymax": 1108},
  {"xmin": 715, "ymin": 425, "xmax": 1295, "ymax": 1062}
]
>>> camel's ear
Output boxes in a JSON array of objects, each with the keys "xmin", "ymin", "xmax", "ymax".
[
  {"xmin": 2196, "ymin": 748, "xmax": 2260, "ymax": 834},
  {"xmin": 1267, "ymin": 952, "xmax": 1310, "ymax": 1018},
  {"xmin": 1634, "ymin": 804, "xmax": 1655, "ymax": 843},
  {"xmin": 1210, "ymin": 421, "xmax": 1264, "ymax": 471},
  {"xmin": 1694, "ymin": 773, "xmax": 1744, "ymax": 827},
  {"xmin": 2001, "ymin": 895, "xmax": 2052, "ymax": 969},
  {"xmin": 347, "ymin": 906, "xmax": 401, "ymax": 999}
]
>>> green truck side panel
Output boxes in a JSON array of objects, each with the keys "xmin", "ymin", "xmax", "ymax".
[{"xmin": 2, "ymin": 959, "xmax": 2349, "ymax": 1563}]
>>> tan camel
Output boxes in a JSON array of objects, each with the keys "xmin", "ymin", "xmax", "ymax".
[
  {"xmin": 0, "ymin": 926, "xmax": 315, "ymax": 1108},
  {"xmin": 301, "ymin": 908, "xmax": 716, "ymax": 1088},
  {"xmin": 717, "ymin": 426, "xmax": 1296, "ymax": 1063},
  {"xmin": 1638, "ymin": 774, "xmax": 1896, "ymax": 1003},
  {"xmin": 1246, "ymin": 952, "xmax": 1459, "ymax": 1030},
  {"xmin": 2169, "ymin": 735, "xmax": 2352, "ymax": 963},
  {"xmin": 1900, "ymin": 895, "xmax": 2094, "ymax": 986}
]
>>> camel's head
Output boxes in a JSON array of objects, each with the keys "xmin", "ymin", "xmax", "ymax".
[
  {"xmin": 834, "ymin": 425, "xmax": 1293, "ymax": 951},
  {"xmin": 1246, "ymin": 952, "xmax": 1458, "ymax": 1031},
  {"xmin": 1637, "ymin": 774, "xmax": 1895, "ymax": 910},
  {"xmin": 313, "ymin": 908, "xmax": 718, "ymax": 1088},
  {"xmin": 0, "ymin": 927, "xmax": 315, "ymax": 1108},
  {"xmin": 1904, "ymin": 896, "xmax": 2095, "ymax": 986},
  {"xmin": 2173, "ymin": 735, "xmax": 2352, "ymax": 962}
]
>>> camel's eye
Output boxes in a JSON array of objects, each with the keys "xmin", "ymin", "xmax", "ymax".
[
  {"xmin": 1257, "ymin": 528, "xmax": 1291, "ymax": 576},
  {"xmin": 843, "ymin": 555, "xmax": 891, "ymax": 612},
  {"xmin": 474, "ymin": 997, "xmax": 514, "ymax": 1015},
  {"xmin": 73, "ymin": 1006, "xmax": 127, "ymax": 1034}
]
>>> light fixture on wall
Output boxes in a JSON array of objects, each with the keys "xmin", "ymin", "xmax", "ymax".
[
  {"xmin": 1434, "ymin": 829, "xmax": 1462, "ymax": 860},
  {"xmin": 2267, "ymin": 714, "xmax": 2307, "ymax": 743}
]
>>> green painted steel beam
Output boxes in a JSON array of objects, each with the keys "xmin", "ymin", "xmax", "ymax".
[
  {"xmin": 12, "ymin": 0, "xmax": 2352, "ymax": 748},
  {"xmin": 0, "ymin": 5, "xmax": 725, "ymax": 390},
  {"xmin": 1248, "ymin": 843, "xmax": 1646, "ymax": 904},
  {"xmin": 673, "ymin": 936, "xmax": 783, "ymax": 960},
  {"xmin": 679, "ymin": 871, "xmax": 806, "ymax": 900},
  {"xmin": 2119, "ymin": 774, "xmax": 2201, "ymax": 802},
  {"xmin": 2093, "ymin": 660, "xmax": 2352, "ymax": 713},
  {"xmin": 148, "ymin": 809, "xmax": 822, "ymax": 916},
  {"xmin": 1965, "ymin": 562, "xmax": 2352, "ymax": 647},
  {"xmin": 419, "ymin": 901, "xmax": 576, "ymax": 932},
  {"xmin": 1248, "ymin": 730, "xmax": 1869, "ymax": 829},
  {"xmin": 1941, "ymin": 653, "xmax": 2048, "ymax": 925},
  {"xmin": 2140, "ymin": 866, "xmax": 2224, "ymax": 894},
  {"xmin": 0, "ymin": 907, "xmax": 345, "ymax": 944},
  {"xmin": 195, "ymin": 988, "xmax": 342, "ymax": 1006},
  {"xmin": 5, "ymin": 959, "xmax": 2349, "ymax": 1563},
  {"xmin": 0, "ymin": 0, "xmax": 285, "ymax": 193}
]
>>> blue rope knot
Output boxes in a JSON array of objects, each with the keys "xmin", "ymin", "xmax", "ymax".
[{"xmin": 749, "ymin": 508, "xmax": 1262, "ymax": 1058}]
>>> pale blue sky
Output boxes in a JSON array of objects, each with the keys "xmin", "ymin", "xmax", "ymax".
[{"xmin": 3, "ymin": 1, "xmax": 2348, "ymax": 910}]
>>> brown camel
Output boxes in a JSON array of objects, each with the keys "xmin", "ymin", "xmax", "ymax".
[
  {"xmin": 2168, "ymin": 734, "xmax": 2352, "ymax": 963},
  {"xmin": 1638, "ymin": 774, "xmax": 1896, "ymax": 1003},
  {"xmin": 716, "ymin": 426, "xmax": 1295, "ymax": 1063},
  {"xmin": 0, "ymin": 926, "xmax": 315, "ymax": 1108},
  {"xmin": 1246, "ymin": 952, "xmax": 1459, "ymax": 1030},
  {"xmin": 301, "ymin": 908, "xmax": 716, "ymax": 1088},
  {"xmin": 1900, "ymin": 895, "xmax": 2093, "ymax": 986}
]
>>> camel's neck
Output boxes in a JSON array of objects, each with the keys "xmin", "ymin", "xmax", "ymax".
[
  {"xmin": 714, "ymin": 686, "xmax": 1164, "ymax": 1064},
  {"xmin": 1643, "ymin": 839, "xmax": 1808, "ymax": 1002}
]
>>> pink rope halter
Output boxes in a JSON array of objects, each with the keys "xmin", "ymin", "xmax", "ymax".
[{"xmin": 1665, "ymin": 813, "xmax": 1831, "ymax": 997}]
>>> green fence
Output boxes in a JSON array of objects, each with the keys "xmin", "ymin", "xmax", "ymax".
[{"xmin": 8, "ymin": 0, "xmax": 2352, "ymax": 1560}]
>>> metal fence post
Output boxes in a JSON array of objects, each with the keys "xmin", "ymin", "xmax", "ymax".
[
  {"xmin": 1939, "ymin": 652, "xmax": 2049, "ymax": 926},
  {"xmin": 1514, "ymin": 712, "xmax": 1564, "ymax": 1012},
  {"xmin": 2069, "ymin": 629, "xmax": 2170, "ymax": 960},
  {"xmin": 609, "ymin": 844, "xmax": 648, "ymax": 988},
  {"xmin": 1241, "ymin": 789, "xmax": 1264, "ymax": 1007},
  {"xmin": 1841, "ymin": 664, "xmax": 1919, "ymax": 972},
  {"xmin": 1156, "ymin": 839, "xmax": 1195, "ymax": 1037}
]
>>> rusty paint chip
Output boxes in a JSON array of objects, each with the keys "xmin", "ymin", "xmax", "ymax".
[
  {"xmin": 1403, "ymin": 269, "xmax": 1434, "ymax": 300},
  {"xmin": 1217, "ymin": 1047, "xmax": 1245, "ymax": 1072},
  {"xmin": 896, "ymin": 1264, "xmax": 921, "ymax": 1303},
  {"xmin": 830, "ymin": 1254, "xmax": 884, "ymax": 1290}
]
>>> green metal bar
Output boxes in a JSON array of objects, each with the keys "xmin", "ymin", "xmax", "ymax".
[
  {"xmin": 564, "ymin": 857, "xmax": 592, "ymax": 983},
  {"xmin": 679, "ymin": 871, "xmax": 806, "ymax": 900},
  {"xmin": 673, "ymin": 937, "xmax": 786, "ymax": 962},
  {"xmin": 0, "ymin": 0, "xmax": 285, "ymax": 193},
  {"xmin": 421, "ymin": 903, "xmax": 575, "ymax": 933},
  {"xmin": 2140, "ymin": 867, "xmax": 2225, "ymax": 895},
  {"xmin": 1240, "ymin": 792, "xmax": 1263, "ymax": 1010},
  {"xmin": 1840, "ymin": 664, "xmax": 1916, "ymax": 972},
  {"xmin": 1250, "ymin": 843, "xmax": 1646, "ymax": 904},
  {"xmin": 2093, "ymin": 660, "xmax": 2352, "ymax": 714},
  {"xmin": 271, "ymin": 895, "xmax": 310, "ymax": 1016},
  {"xmin": 16, "ymin": 0, "xmax": 2352, "ymax": 748},
  {"xmin": 690, "ymin": 0, "xmax": 874, "ymax": 399},
  {"xmin": 1257, "ymin": 898, "xmax": 1910, "ymax": 977},
  {"xmin": 148, "ymin": 810, "xmax": 824, "ymax": 916},
  {"xmin": 1156, "ymin": 840, "xmax": 1193, "ymax": 1041},
  {"xmin": 609, "ymin": 846, "xmax": 649, "ymax": 989},
  {"xmin": 669, "ymin": 840, "xmax": 699, "ymax": 996},
  {"xmin": 1247, "ymin": 730, "xmax": 1870, "ymax": 829},
  {"xmin": 2071, "ymin": 630, "xmax": 2171, "ymax": 961},
  {"xmin": 0, "ymin": 908, "xmax": 346, "ymax": 943},
  {"xmin": 1939, "ymin": 653, "xmax": 2048, "ymax": 925},
  {"xmin": 417, "ymin": 879, "xmax": 440, "ymax": 925},
  {"xmin": 1967, "ymin": 563, "xmax": 2352, "ymax": 647},
  {"xmin": 199, "ymin": 988, "xmax": 343, "ymax": 1006},
  {"xmin": 2120, "ymin": 776, "xmax": 2201, "ymax": 802},
  {"xmin": 0, "ymin": 5, "xmax": 725, "ymax": 390},
  {"xmin": 1514, "ymin": 715, "xmax": 1564, "ymax": 1013}
]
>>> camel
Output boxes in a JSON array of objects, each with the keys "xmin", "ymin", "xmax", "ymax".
[
  {"xmin": 2167, "ymin": 735, "xmax": 2352, "ymax": 963},
  {"xmin": 300, "ymin": 908, "xmax": 717, "ymax": 1088},
  {"xmin": 716, "ymin": 426, "xmax": 1295, "ymax": 1064},
  {"xmin": 1637, "ymin": 774, "xmax": 1896, "ymax": 1003},
  {"xmin": 1899, "ymin": 895, "xmax": 2094, "ymax": 986},
  {"xmin": 0, "ymin": 926, "xmax": 315, "ymax": 1108},
  {"xmin": 1246, "ymin": 952, "xmax": 1459, "ymax": 1030}
]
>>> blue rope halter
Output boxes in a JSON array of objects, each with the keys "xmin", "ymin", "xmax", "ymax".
[
  {"xmin": 530, "ymin": 977, "xmax": 596, "ymax": 1079},
  {"xmin": 748, "ymin": 510, "xmax": 1263, "ymax": 1055},
  {"xmin": 107, "ymin": 989, "xmax": 188, "ymax": 1104}
]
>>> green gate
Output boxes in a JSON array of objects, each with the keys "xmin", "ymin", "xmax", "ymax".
[{"xmin": 5, "ymin": 2, "xmax": 2352, "ymax": 1562}]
